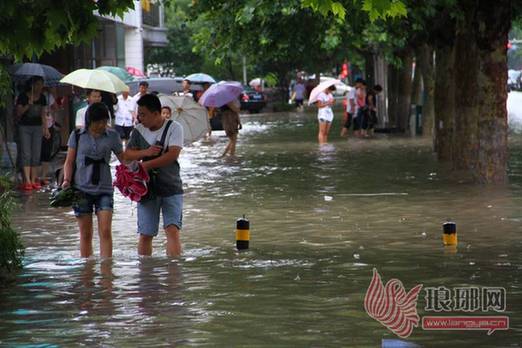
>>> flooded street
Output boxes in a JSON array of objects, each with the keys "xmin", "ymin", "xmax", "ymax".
[{"xmin": 2, "ymin": 109, "xmax": 522, "ymax": 347}]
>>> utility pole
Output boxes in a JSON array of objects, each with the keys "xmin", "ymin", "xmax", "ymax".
[{"xmin": 242, "ymin": 56, "xmax": 247, "ymax": 85}]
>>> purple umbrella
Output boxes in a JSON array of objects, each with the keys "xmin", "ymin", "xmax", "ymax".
[{"xmin": 198, "ymin": 81, "xmax": 243, "ymax": 108}]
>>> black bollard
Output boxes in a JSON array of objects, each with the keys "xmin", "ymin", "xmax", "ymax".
[{"xmin": 236, "ymin": 215, "xmax": 250, "ymax": 250}]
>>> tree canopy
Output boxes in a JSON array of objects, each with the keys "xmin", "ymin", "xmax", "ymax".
[{"xmin": 0, "ymin": 0, "xmax": 134, "ymax": 61}]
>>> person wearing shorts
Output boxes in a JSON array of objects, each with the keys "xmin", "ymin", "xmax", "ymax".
[
  {"xmin": 219, "ymin": 101, "xmax": 241, "ymax": 157},
  {"xmin": 124, "ymin": 94, "xmax": 184, "ymax": 257},
  {"xmin": 62, "ymin": 103, "xmax": 124, "ymax": 258},
  {"xmin": 316, "ymin": 85, "xmax": 336, "ymax": 144}
]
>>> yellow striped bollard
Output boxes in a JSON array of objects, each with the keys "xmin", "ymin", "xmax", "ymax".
[{"xmin": 236, "ymin": 215, "xmax": 250, "ymax": 250}]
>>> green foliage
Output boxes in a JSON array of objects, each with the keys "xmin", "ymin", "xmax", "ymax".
[
  {"xmin": 189, "ymin": 0, "xmax": 354, "ymax": 86},
  {"xmin": 263, "ymin": 73, "xmax": 278, "ymax": 87},
  {"xmin": 301, "ymin": 0, "xmax": 407, "ymax": 21},
  {"xmin": 360, "ymin": 0, "xmax": 407, "ymax": 22},
  {"xmin": 301, "ymin": 0, "xmax": 346, "ymax": 19},
  {"xmin": 0, "ymin": 177, "xmax": 24, "ymax": 284},
  {"xmin": 0, "ymin": 0, "xmax": 134, "ymax": 61},
  {"xmin": 0, "ymin": 64, "xmax": 12, "ymax": 108}
]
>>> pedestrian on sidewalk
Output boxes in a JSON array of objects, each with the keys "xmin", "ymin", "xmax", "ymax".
[
  {"xmin": 15, "ymin": 76, "xmax": 50, "ymax": 191},
  {"xmin": 114, "ymin": 90, "xmax": 136, "ymax": 145},
  {"xmin": 123, "ymin": 94, "xmax": 184, "ymax": 257},
  {"xmin": 62, "ymin": 102, "xmax": 125, "ymax": 258}
]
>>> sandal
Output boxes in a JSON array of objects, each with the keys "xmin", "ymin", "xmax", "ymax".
[{"xmin": 19, "ymin": 183, "xmax": 33, "ymax": 191}]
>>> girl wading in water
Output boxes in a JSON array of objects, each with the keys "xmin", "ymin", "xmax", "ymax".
[
  {"xmin": 316, "ymin": 85, "xmax": 336, "ymax": 145},
  {"xmin": 62, "ymin": 103, "xmax": 125, "ymax": 258}
]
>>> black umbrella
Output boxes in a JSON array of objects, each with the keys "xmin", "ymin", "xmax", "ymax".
[{"xmin": 9, "ymin": 63, "xmax": 63, "ymax": 87}]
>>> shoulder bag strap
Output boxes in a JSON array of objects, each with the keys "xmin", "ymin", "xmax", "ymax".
[{"xmin": 157, "ymin": 120, "xmax": 173, "ymax": 153}]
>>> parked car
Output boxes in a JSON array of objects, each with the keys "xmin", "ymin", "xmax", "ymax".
[
  {"xmin": 126, "ymin": 77, "xmax": 202, "ymax": 95},
  {"xmin": 508, "ymin": 69, "xmax": 521, "ymax": 92},
  {"xmin": 240, "ymin": 86, "xmax": 267, "ymax": 113}
]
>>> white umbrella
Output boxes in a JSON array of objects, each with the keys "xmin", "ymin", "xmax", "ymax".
[
  {"xmin": 158, "ymin": 94, "xmax": 209, "ymax": 145},
  {"xmin": 60, "ymin": 69, "xmax": 129, "ymax": 93},
  {"xmin": 249, "ymin": 78, "xmax": 263, "ymax": 88},
  {"xmin": 308, "ymin": 79, "xmax": 341, "ymax": 105}
]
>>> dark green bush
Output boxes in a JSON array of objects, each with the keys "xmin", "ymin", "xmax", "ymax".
[{"xmin": 0, "ymin": 176, "xmax": 24, "ymax": 284}]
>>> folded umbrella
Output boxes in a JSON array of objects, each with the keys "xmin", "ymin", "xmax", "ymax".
[
  {"xmin": 60, "ymin": 69, "xmax": 129, "ymax": 94},
  {"xmin": 159, "ymin": 94, "xmax": 209, "ymax": 145},
  {"xmin": 198, "ymin": 81, "xmax": 243, "ymax": 108},
  {"xmin": 49, "ymin": 187, "xmax": 84, "ymax": 207},
  {"xmin": 113, "ymin": 162, "xmax": 149, "ymax": 202}
]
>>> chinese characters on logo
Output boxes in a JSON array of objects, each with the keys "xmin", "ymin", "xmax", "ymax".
[{"xmin": 364, "ymin": 269, "xmax": 509, "ymax": 338}]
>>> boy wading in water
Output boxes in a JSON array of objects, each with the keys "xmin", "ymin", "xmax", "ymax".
[
  {"xmin": 123, "ymin": 94, "xmax": 184, "ymax": 257},
  {"xmin": 62, "ymin": 103, "xmax": 124, "ymax": 258}
]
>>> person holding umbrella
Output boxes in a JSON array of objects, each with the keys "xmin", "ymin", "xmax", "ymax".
[
  {"xmin": 198, "ymin": 81, "xmax": 243, "ymax": 157},
  {"xmin": 15, "ymin": 76, "xmax": 50, "ymax": 191},
  {"xmin": 315, "ymin": 84, "xmax": 336, "ymax": 144}
]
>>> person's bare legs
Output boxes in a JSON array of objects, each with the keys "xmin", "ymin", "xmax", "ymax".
[
  {"xmin": 96, "ymin": 210, "xmax": 113, "ymax": 259},
  {"xmin": 165, "ymin": 224, "xmax": 181, "ymax": 257},
  {"xmin": 221, "ymin": 133, "xmax": 237, "ymax": 157},
  {"xmin": 138, "ymin": 234, "xmax": 153, "ymax": 256},
  {"xmin": 324, "ymin": 122, "xmax": 332, "ymax": 143},
  {"xmin": 318, "ymin": 122, "xmax": 328, "ymax": 144},
  {"xmin": 22, "ymin": 166, "xmax": 31, "ymax": 184},
  {"xmin": 77, "ymin": 215, "xmax": 94, "ymax": 258},
  {"xmin": 30, "ymin": 166, "xmax": 40, "ymax": 184},
  {"xmin": 221, "ymin": 142, "xmax": 231, "ymax": 157},
  {"xmin": 340, "ymin": 114, "xmax": 349, "ymax": 137},
  {"xmin": 228, "ymin": 134, "xmax": 237, "ymax": 156}
]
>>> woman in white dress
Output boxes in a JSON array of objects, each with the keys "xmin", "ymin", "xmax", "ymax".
[{"xmin": 316, "ymin": 85, "xmax": 336, "ymax": 144}]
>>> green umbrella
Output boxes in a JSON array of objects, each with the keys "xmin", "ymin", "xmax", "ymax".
[{"xmin": 96, "ymin": 66, "xmax": 135, "ymax": 83}]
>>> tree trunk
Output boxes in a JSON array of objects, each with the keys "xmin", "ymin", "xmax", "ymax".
[
  {"xmin": 417, "ymin": 44, "xmax": 435, "ymax": 137},
  {"xmin": 387, "ymin": 66, "xmax": 399, "ymax": 128},
  {"xmin": 453, "ymin": 7, "xmax": 480, "ymax": 174},
  {"xmin": 475, "ymin": 0, "xmax": 510, "ymax": 183},
  {"xmin": 434, "ymin": 44, "xmax": 455, "ymax": 161},
  {"xmin": 396, "ymin": 49, "xmax": 413, "ymax": 132},
  {"xmin": 453, "ymin": 0, "xmax": 510, "ymax": 183},
  {"xmin": 365, "ymin": 51, "xmax": 375, "ymax": 87}
]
